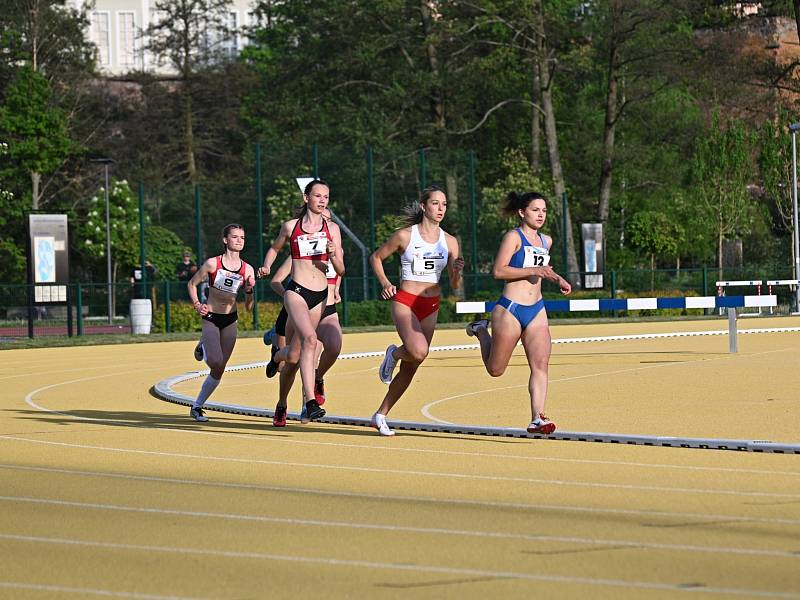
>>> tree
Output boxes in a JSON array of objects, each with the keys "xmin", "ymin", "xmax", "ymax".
[
  {"xmin": 691, "ymin": 113, "xmax": 758, "ymax": 272},
  {"xmin": 626, "ymin": 210, "xmax": 685, "ymax": 290},
  {"xmin": 0, "ymin": 66, "xmax": 72, "ymax": 209},
  {"xmin": 479, "ymin": 147, "xmax": 553, "ymax": 268},
  {"xmin": 143, "ymin": 0, "xmax": 237, "ymax": 185}
]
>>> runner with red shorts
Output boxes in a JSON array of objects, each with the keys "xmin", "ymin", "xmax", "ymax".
[{"xmin": 368, "ymin": 185, "xmax": 464, "ymax": 436}]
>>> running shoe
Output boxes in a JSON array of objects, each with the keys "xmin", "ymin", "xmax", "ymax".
[
  {"xmin": 193, "ymin": 342, "xmax": 204, "ymax": 361},
  {"xmin": 266, "ymin": 344, "xmax": 280, "ymax": 378},
  {"xmin": 263, "ymin": 327, "xmax": 276, "ymax": 346},
  {"xmin": 466, "ymin": 319, "xmax": 489, "ymax": 337},
  {"xmin": 371, "ymin": 412, "xmax": 395, "ymax": 437},
  {"xmin": 314, "ymin": 378, "xmax": 326, "ymax": 406},
  {"xmin": 378, "ymin": 344, "xmax": 398, "ymax": 384},
  {"xmin": 273, "ymin": 404, "xmax": 287, "ymax": 427},
  {"xmin": 304, "ymin": 399, "xmax": 326, "ymax": 421},
  {"xmin": 527, "ymin": 414, "xmax": 556, "ymax": 435},
  {"xmin": 190, "ymin": 406, "xmax": 208, "ymax": 422}
]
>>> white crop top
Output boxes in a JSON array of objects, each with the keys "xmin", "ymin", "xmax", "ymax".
[{"xmin": 400, "ymin": 225, "xmax": 449, "ymax": 283}]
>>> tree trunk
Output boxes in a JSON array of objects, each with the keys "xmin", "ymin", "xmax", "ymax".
[
  {"xmin": 531, "ymin": 65, "xmax": 541, "ymax": 171},
  {"xmin": 31, "ymin": 171, "xmax": 41, "ymax": 210},
  {"xmin": 184, "ymin": 88, "xmax": 197, "ymax": 184},
  {"xmin": 539, "ymin": 58, "xmax": 580, "ymax": 284},
  {"xmin": 419, "ymin": 0, "xmax": 446, "ymax": 146},
  {"xmin": 598, "ymin": 30, "xmax": 620, "ymax": 226}
]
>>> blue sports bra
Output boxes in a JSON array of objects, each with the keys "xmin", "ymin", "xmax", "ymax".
[{"xmin": 508, "ymin": 228, "xmax": 549, "ymax": 268}]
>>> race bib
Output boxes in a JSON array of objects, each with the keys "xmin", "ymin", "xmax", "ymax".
[
  {"xmin": 412, "ymin": 253, "xmax": 446, "ymax": 276},
  {"xmin": 212, "ymin": 269, "xmax": 244, "ymax": 294},
  {"xmin": 296, "ymin": 232, "xmax": 327, "ymax": 258},
  {"xmin": 522, "ymin": 246, "xmax": 550, "ymax": 268},
  {"xmin": 325, "ymin": 260, "xmax": 336, "ymax": 279}
]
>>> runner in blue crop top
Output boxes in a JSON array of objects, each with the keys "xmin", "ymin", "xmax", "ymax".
[{"xmin": 465, "ymin": 192, "xmax": 571, "ymax": 435}]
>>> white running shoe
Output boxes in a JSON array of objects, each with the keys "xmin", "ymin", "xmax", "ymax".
[
  {"xmin": 527, "ymin": 414, "xmax": 556, "ymax": 435},
  {"xmin": 371, "ymin": 412, "xmax": 395, "ymax": 436},
  {"xmin": 466, "ymin": 319, "xmax": 489, "ymax": 337},
  {"xmin": 190, "ymin": 406, "xmax": 208, "ymax": 422},
  {"xmin": 378, "ymin": 344, "xmax": 398, "ymax": 384}
]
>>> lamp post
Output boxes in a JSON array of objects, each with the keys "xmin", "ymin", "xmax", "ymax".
[
  {"xmin": 91, "ymin": 158, "xmax": 115, "ymax": 324},
  {"xmin": 790, "ymin": 124, "xmax": 800, "ymax": 312}
]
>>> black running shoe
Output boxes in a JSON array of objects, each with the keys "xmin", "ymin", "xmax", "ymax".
[
  {"xmin": 266, "ymin": 344, "xmax": 280, "ymax": 378},
  {"xmin": 193, "ymin": 342, "xmax": 203, "ymax": 361},
  {"xmin": 304, "ymin": 399, "xmax": 325, "ymax": 421}
]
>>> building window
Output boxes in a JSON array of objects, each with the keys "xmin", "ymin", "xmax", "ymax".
[
  {"xmin": 91, "ymin": 11, "xmax": 111, "ymax": 66},
  {"xmin": 118, "ymin": 12, "xmax": 137, "ymax": 69},
  {"xmin": 222, "ymin": 11, "xmax": 238, "ymax": 57}
]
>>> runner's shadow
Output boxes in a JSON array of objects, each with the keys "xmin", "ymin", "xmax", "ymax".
[{"xmin": 7, "ymin": 407, "xmax": 287, "ymax": 437}]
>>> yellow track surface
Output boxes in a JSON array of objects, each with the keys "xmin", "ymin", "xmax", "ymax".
[{"xmin": 1, "ymin": 317, "xmax": 799, "ymax": 599}]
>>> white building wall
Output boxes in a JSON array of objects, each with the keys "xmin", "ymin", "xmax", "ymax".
[{"xmin": 68, "ymin": 0, "xmax": 256, "ymax": 76}]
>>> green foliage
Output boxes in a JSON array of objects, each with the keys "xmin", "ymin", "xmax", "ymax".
[
  {"xmin": 74, "ymin": 179, "xmax": 142, "ymax": 277},
  {"xmin": 0, "ymin": 66, "xmax": 72, "ymax": 193},
  {"xmin": 146, "ymin": 226, "xmax": 188, "ymax": 279},
  {"xmin": 478, "ymin": 147, "xmax": 554, "ymax": 266},
  {"xmin": 690, "ymin": 112, "xmax": 760, "ymax": 267},
  {"xmin": 627, "ymin": 210, "xmax": 685, "ymax": 260},
  {"xmin": 152, "ymin": 300, "xmax": 284, "ymax": 333}
]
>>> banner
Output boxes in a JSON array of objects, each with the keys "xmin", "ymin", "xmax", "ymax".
[
  {"xmin": 28, "ymin": 214, "xmax": 69, "ymax": 303},
  {"xmin": 581, "ymin": 223, "xmax": 604, "ymax": 289}
]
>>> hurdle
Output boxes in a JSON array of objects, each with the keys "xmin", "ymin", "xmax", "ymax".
[
  {"xmin": 456, "ymin": 295, "xmax": 777, "ymax": 354},
  {"xmin": 766, "ymin": 279, "xmax": 800, "ymax": 315},
  {"xmin": 716, "ymin": 280, "xmax": 762, "ymax": 317}
]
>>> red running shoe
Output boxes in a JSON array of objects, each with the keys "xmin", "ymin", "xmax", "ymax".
[
  {"xmin": 273, "ymin": 404, "xmax": 287, "ymax": 427},
  {"xmin": 527, "ymin": 413, "xmax": 556, "ymax": 435},
  {"xmin": 314, "ymin": 378, "xmax": 326, "ymax": 406}
]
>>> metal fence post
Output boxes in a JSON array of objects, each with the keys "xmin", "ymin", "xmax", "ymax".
[
  {"xmin": 138, "ymin": 183, "xmax": 147, "ymax": 300},
  {"xmin": 76, "ymin": 283, "xmax": 83, "ymax": 336},
  {"xmin": 164, "ymin": 281, "xmax": 171, "ymax": 333},
  {"xmin": 367, "ymin": 146, "xmax": 375, "ymax": 299},
  {"xmin": 469, "ymin": 150, "xmax": 478, "ymax": 297},
  {"xmin": 195, "ymin": 184, "xmax": 203, "ymax": 261},
  {"xmin": 419, "ymin": 148, "xmax": 427, "ymax": 189},
  {"xmin": 254, "ymin": 142, "xmax": 263, "ymax": 330}
]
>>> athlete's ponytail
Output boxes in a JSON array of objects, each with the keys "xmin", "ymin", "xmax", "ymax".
[
  {"xmin": 503, "ymin": 191, "xmax": 546, "ymax": 218},
  {"xmin": 401, "ymin": 184, "xmax": 446, "ymax": 227}
]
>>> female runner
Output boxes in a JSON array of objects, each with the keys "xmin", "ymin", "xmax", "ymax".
[
  {"xmin": 258, "ymin": 180, "xmax": 344, "ymax": 425},
  {"xmin": 369, "ymin": 185, "xmax": 463, "ymax": 436},
  {"xmin": 266, "ymin": 213, "xmax": 343, "ymax": 423},
  {"xmin": 466, "ymin": 191, "xmax": 571, "ymax": 434},
  {"xmin": 187, "ymin": 224, "xmax": 256, "ymax": 422}
]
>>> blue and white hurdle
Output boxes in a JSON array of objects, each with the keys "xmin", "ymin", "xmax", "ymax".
[{"xmin": 456, "ymin": 295, "xmax": 777, "ymax": 354}]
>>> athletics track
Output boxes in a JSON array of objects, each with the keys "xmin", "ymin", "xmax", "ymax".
[{"xmin": 1, "ymin": 316, "xmax": 799, "ymax": 598}]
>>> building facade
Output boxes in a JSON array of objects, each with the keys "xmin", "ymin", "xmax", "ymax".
[{"xmin": 67, "ymin": 0, "xmax": 257, "ymax": 76}]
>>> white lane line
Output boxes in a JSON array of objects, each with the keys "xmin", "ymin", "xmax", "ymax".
[
  {"xmin": 420, "ymin": 347, "xmax": 791, "ymax": 424},
  {"xmin": 2, "ymin": 533, "xmax": 797, "ymax": 598},
  {"xmin": 3, "ymin": 463, "xmax": 799, "ymax": 526},
  {"xmin": 3, "ymin": 494, "xmax": 797, "ymax": 560},
  {"xmin": 1, "ymin": 436, "xmax": 797, "ymax": 500},
  {"xmin": 0, "ymin": 581, "xmax": 204, "ymax": 599}
]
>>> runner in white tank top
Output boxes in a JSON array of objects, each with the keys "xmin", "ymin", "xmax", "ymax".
[
  {"xmin": 399, "ymin": 225, "xmax": 449, "ymax": 284},
  {"xmin": 368, "ymin": 185, "xmax": 464, "ymax": 436}
]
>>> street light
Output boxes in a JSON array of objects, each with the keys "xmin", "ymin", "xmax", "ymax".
[
  {"xmin": 90, "ymin": 158, "xmax": 115, "ymax": 324},
  {"xmin": 789, "ymin": 124, "xmax": 800, "ymax": 312}
]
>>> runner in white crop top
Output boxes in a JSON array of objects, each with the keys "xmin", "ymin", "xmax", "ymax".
[
  {"xmin": 368, "ymin": 185, "xmax": 464, "ymax": 436},
  {"xmin": 399, "ymin": 224, "xmax": 449, "ymax": 283}
]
